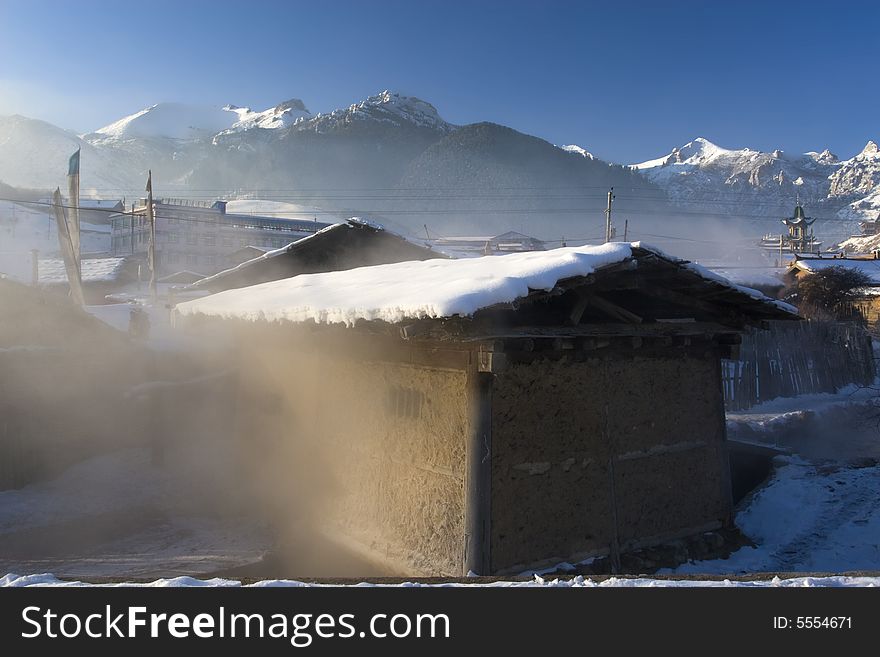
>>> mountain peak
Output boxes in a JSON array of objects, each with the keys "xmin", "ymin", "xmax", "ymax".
[
  {"xmin": 669, "ymin": 137, "xmax": 730, "ymax": 163},
  {"xmin": 302, "ymin": 90, "xmax": 452, "ymax": 134},
  {"xmin": 275, "ymin": 98, "xmax": 309, "ymax": 114},
  {"xmin": 859, "ymin": 140, "xmax": 879, "ymax": 157},
  {"xmin": 806, "ymin": 148, "xmax": 839, "ymax": 164},
  {"xmin": 559, "ymin": 144, "xmax": 594, "ymax": 159},
  {"xmin": 361, "ymin": 90, "xmax": 448, "ymax": 128},
  {"xmin": 93, "ymin": 102, "xmax": 236, "ymax": 140}
]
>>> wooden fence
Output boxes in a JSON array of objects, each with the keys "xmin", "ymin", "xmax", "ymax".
[{"xmin": 722, "ymin": 320, "xmax": 876, "ymax": 412}]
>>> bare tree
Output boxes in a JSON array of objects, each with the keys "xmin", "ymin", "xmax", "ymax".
[{"xmin": 784, "ymin": 265, "xmax": 873, "ymax": 322}]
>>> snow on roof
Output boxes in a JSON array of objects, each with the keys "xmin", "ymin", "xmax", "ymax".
[
  {"xmin": 79, "ymin": 199, "xmax": 123, "ymax": 209},
  {"xmin": 175, "ymin": 242, "xmax": 796, "ymax": 327},
  {"xmin": 791, "ymin": 256, "xmax": 880, "ymax": 284},
  {"xmin": 189, "ymin": 222, "xmax": 344, "ymax": 290},
  {"xmin": 39, "ymin": 257, "xmax": 129, "ymax": 284},
  {"xmin": 706, "ymin": 267, "xmax": 785, "ymax": 289}
]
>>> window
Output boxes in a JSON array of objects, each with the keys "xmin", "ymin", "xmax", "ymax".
[
  {"xmin": 222, "ymin": 237, "xmax": 233, "ymax": 247},
  {"xmin": 385, "ymin": 386, "xmax": 424, "ymax": 419},
  {"xmin": 186, "ymin": 254, "xmax": 197, "ymax": 266},
  {"xmin": 186, "ymin": 235, "xmax": 197, "ymax": 246},
  {"xmin": 203, "ymin": 234, "xmax": 216, "ymax": 246},
  {"xmin": 168, "ymin": 232, "xmax": 178, "ymax": 243}
]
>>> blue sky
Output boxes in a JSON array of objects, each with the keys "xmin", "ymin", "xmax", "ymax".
[{"xmin": 0, "ymin": 0, "xmax": 876, "ymax": 163}]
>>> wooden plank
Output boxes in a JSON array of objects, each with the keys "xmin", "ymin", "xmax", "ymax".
[
  {"xmin": 465, "ymin": 371, "xmax": 493, "ymax": 576},
  {"xmin": 459, "ymin": 322, "xmax": 738, "ymax": 340},
  {"xmin": 584, "ymin": 293, "xmax": 644, "ymax": 324}
]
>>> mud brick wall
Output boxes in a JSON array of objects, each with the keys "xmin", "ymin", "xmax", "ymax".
[
  {"xmin": 490, "ymin": 350, "xmax": 729, "ymax": 573},
  {"xmin": 235, "ymin": 339, "xmax": 471, "ymax": 576}
]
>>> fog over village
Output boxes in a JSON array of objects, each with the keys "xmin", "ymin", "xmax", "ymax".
[{"xmin": 2, "ymin": 0, "xmax": 880, "ymax": 589}]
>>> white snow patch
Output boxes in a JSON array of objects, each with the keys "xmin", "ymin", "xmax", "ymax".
[
  {"xmin": 94, "ymin": 103, "xmax": 237, "ymax": 141},
  {"xmin": 38, "ymin": 256, "xmax": 128, "ymax": 284},
  {"xmin": 670, "ymin": 456, "xmax": 880, "ymax": 574},
  {"xmin": 2, "ymin": 573, "xmax": 878, "ymax": 587},
  {"xmin": 175, "ymin": 242, "xmax": 635, "ymax": 326},
  {"xmin": 559, "ymin": 144, "xmax": 594, "ymax": 159}
]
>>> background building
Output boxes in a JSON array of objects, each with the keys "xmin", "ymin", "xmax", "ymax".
[{"xmin": 110, "ymin": 199, "xmax": 333, "ymax": 276}]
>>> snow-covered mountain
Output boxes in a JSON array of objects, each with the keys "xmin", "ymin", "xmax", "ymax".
[
  {"xmin": 631, "ymin": 137, "xmax": 838, "ymax": 202},
  {"xmin": 296, "ymin": 91, "xmax": 453, "ymax": 135},
  {"xmin": 0, "ymin": 114, "xmax": 139, "ymax": 192},
  {"xmin": 829, "ymin": 141, "xmax": 880, "ymax": 198},
  {"xmin": 2, "ymin": 89, "xmax": 879, "ymax": 245},
  {"xmin": 559, "ymin": 144, "xmax": 595, "ymax": 159},
  {"xmin": 220, "ymin": 99, "xmax": 311, "ymax": 135},
  {"xmin": 90, "ymin": 103, "xmax": 236, "ymax": 141},
  {"xmin": 87, "ymin": 99, "xmax": 313, "ymax": 143},
  {"xmin": 630, "ymin": 137, "xmax": 880, "ymax": 238}
]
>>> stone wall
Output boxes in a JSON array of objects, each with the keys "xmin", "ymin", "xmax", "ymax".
[
  {"xmin": 234, "ymin": 336, "xmax": 472, "ymax": 575},
  {"xmin": 489, "ymin": 348, "xmax": 729, "ymax": 573}
]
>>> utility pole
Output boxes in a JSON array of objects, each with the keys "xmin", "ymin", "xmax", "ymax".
[
  {"xmin": 146, "ymin": 170, "xmax": 157, "ymax": 302},
  {"xmin": 604, "ymin": 187, "xmax": 615, "ymax": 243},
  {"xmin": 130, "ymin": 200, "xmax": 135, "ymax": 256},
  {"xmin": 623, "ymin": 219, "xmax": 628, "ymax": 242}
]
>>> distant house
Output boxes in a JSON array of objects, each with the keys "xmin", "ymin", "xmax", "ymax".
[
  {"xmin": 38, "ymin": 255, "xmax": 140, "ymax": 304},
  {"xmin": 787, "ymin": 253, "xmax": 880, "ymax": 329},
  {"xmin": 78, "ymin": 199, "xmax": 125, "ymax": 226},
  {"xmin": 188, "ymin": 219, "xmax": 444, "ymax": 294},
  {"xmin": 858, "ymin": 211, "xmax": 880, "ymax": 237},
  {"xmin": 429, "ymin": 231, "xmax": 545, "ymax": 258},
  {"xmin": 175, "ymin": 243, "xmax": 797, "ymax": 576}
]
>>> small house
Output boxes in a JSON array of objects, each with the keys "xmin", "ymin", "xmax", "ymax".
[
  {"xmin": 787, "ymin": 254, "xmax": 880, "ymax": 330},
  {"xmin": 175, "ymin": 243, "xmax": 797, "ymax": 576},
  {"xmin": 38, "ymin": 255, "xmax": 140, "ymax": 305},
  {"xmin": 188, "ymin": 219, "xmax": 444, "ymax": 293}
]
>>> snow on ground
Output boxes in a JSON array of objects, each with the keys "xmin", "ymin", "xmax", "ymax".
[
  {"xmin": 0, "ymin": 448, "xmax": 270, "ymax": 579},
  {"xmin": 85, "ymin": 295, "xmax": 226, "ymax": 353},
  {"xmin": 668, "ymin": 457, "xmax": 880, "ymax": 575},
  {"xmin": 2, "ymin": 573, "xmax": 878, "ymax": 587}
]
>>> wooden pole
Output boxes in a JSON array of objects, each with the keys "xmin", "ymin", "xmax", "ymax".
[
  {"xmin": 146, "ymin": 171, "xmax": 157, "ymax": 302},
  {"xmin": 604, "ymin": 187, "xmax": 615, "ymax": 243}
]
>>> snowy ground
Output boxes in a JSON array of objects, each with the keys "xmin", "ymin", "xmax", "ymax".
[
  {"xmin": 664, "ymin": 384, "xmax": 880, "ymax": 575},
  {"xmin": 0, "ymin": 448, "xmax": 271, "ymax": 580},
  {"xmin": 2, "ymin": 573, "xmax": 878, "ymax": 587}
]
